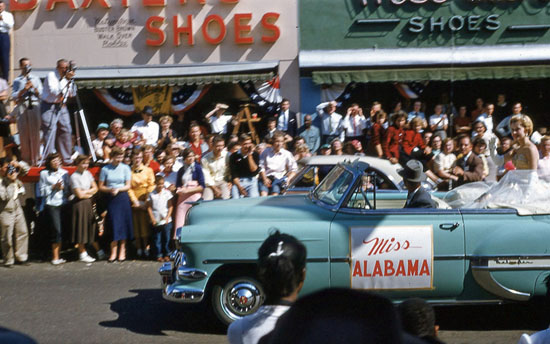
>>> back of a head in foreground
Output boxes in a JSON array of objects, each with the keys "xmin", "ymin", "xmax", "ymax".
[
  {"xmin": 263, "ymin": 288, "xmax": 404, "ymax": 344},
  {"xmin": 397, "ymin": 298, "xmax": 437, "ymax": 338}
]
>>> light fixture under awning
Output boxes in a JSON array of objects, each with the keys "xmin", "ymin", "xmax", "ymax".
[
  {"xmin": 312, "ymin": 64, "xmax": 550, "ymax": 84},
  {"xmin": 32, "ymin": 61, "xmax": 278, "ymax": 89}
]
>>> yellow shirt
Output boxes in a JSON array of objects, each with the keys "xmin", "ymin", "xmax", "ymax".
[{"xmin": 128, "ymin": 164, "xmax": 155, "ymax": 203}]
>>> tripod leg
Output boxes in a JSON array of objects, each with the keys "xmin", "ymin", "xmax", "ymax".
[
  {"xmin": 38, "ymin": 106, "xmax": 59, "ymax": 166},
  {"xmin": 56, "ymin": 107, "xmax": 73, "ymax": 164}
]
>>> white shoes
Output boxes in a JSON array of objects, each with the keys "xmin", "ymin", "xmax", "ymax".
[
  {"xmin": 51, "ymin": 258, "xmax": 66, "ymax": 265},
  {"xmin": 79, "ymin": 253, "xmax": 96, "ymax": 263}
]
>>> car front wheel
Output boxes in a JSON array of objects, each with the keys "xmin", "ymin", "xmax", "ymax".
[{"xmin": 211, "ymin": 276, "xmax": 265, "ymax": 325}]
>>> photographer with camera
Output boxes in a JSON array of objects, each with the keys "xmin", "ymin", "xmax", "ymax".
[
  {"xmin": 41, "ymin": 59, "xmax": 76, "ymax": 165},
  {"xmin": 0, "ymin": 157, "xmax": 30, "ymax": 268},
  {"xmin": 12, "ymin": 58, "xmax": 43, "ymax": 166}
]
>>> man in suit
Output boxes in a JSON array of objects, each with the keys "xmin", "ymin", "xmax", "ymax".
[
  {"xmin": 276, "ymin": 98, "xmax": 298, "ymax": 142},
  {"xmin": 449, "ymin": 134, "xmax": 485, "ymax": 187},
  {"xmin": 398, "ymin": 159, "xmax": 436, "ymax": 209}
]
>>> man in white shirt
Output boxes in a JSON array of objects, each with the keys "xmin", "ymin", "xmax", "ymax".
[
  {"xmin": 342, "ymin": 103, "xmax": 366, "ymax": 142},
  {"xmin": 205, "ymin": 103, "xmax": 233, "ymax": 136},
  {"xmin": 316, "ymin": 100, "xmax": 344, "ymax": 144},
  {"xmin": 202, "ymin": 136, "xmax": 230, "ymax": 200},
  {"xmin": 476, "ymin": 103, "xmax": 495, "ymax": 134},
  {"xmin": 259, "ymin": 131, "xmax": 298, "ymax": 196},
  {"xmin": 407, "ymin": 100, "xmax": 426, "ymax": 124},
  {"xmin": 0, "ymin": 1, "xmax": 13, "ymax": 80},
  {"xmin": 429, "ymin": 104, "xmax": 448, "ymax": 140},
  {"xmin": 131, "ymin": 106, "xmax": 159, "ymax": 147},
  {"xmin": 41, "ymin": 59, "xmax": 76, "ymax": 165}
]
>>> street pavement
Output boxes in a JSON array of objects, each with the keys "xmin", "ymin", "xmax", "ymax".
[{"xmin": 0, "ymin": 260, "xmax": 548, "ymax": 344}]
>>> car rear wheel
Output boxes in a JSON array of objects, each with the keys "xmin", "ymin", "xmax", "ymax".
[{"xmin": 211, "ymin": 276, "xmax": 265, "ymax": 325}]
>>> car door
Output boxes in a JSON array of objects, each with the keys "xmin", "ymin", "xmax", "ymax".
[{"xmin": 329, "ymin": 202, "xmax": 465, "ymax": 301}]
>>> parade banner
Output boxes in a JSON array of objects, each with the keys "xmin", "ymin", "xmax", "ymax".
[
  {"xmin": 132, "ymin": 86, "xmax": 172, "ymax": 115},
  {"xmin": 350, "ymin": 225, "xmax": 433, "ymax": 290}
]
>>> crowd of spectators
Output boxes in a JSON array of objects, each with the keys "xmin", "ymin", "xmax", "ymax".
[{"xmin": 3, "ymin": 83, "xmax": 550, "ymax": 266}]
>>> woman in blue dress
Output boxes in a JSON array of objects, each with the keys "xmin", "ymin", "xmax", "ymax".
[{"xmin": 98, "ymin": 147, "xmax": 133, "ymax": 262}]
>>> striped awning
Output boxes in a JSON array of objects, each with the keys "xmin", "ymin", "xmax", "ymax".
[
  {"xmin": 32, "ymin": 61, "xmax": 278, "ymax": 89},
  {"xmin": 312, "ymin": 64, "xmax": 550, "ymax": 84}
]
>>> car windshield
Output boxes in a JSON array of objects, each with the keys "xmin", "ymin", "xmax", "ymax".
[{"xmin": 312, "ymin": 165, "xmax": 354, "ymax": 206}]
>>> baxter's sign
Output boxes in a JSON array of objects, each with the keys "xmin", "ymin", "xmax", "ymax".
[{"xmin": 9, "ymin": 0, "xmax": 280, "ymax": 47}]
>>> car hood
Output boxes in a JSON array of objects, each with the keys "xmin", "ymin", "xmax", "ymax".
[{"xmin": 187, "ymin": 194, "xmax": 336, "ymax": 225}]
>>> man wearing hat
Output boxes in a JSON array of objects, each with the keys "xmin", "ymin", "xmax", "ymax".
[
  {"xmin": 131, "ymin": 106, "xmax": 159, "ymax": 147},
  {"xmin": 398, "ymin": 159, "xmax": 436, "ymax": 209},
  {"xmin": 205, "ymin": 103, "xmax": 233, "ymax": 136}
]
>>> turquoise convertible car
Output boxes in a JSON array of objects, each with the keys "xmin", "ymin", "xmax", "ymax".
[{"xmin": 159, "ymin": 160, "xmax": 550, "ymax": 325}]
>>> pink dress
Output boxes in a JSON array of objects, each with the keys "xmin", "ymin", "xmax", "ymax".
[{"xmin": 174, "ymin": 180, "xmax": 201, "ymax": 238}]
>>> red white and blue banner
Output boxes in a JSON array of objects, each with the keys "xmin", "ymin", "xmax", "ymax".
[
  {"xmin": 394, "ymin": 81, "xmax": 429, "ymax": 100},
  {"xmin": 94, "ymin": 85, "xmax": 210, "ymax": 116},
  {"xmin": 240, "ymin": 76, "xmax": 282, "ymax": 115}
]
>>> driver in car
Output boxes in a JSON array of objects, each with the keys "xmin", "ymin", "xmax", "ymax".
[{"xmin": 398, "ymin": 159, "xmax": 436, "ymax": 209}]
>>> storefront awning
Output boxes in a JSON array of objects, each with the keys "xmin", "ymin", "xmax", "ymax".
[
  {"xmin": 33, "ymin": 61, "xmax": 278, "ymax": 88},
  {"xmin": 312, "ymin": 65, "xmax": 550, "ymax": 84},
  {"xmin": 301, "ymin": 44, "xmax": 550, "ymax": 84}
]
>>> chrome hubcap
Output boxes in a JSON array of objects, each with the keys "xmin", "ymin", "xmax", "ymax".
[{"xmin": 224, "ymin": 282, "xmax": 261, "ymax": 319}]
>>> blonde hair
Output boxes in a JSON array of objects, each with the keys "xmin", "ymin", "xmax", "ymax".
[
  {"xmin": 159, "ymin": 115, "xmax": 173, "ymax": 124},
  {"xmin": 510, "ymin": 114, "xmax": 533, "ymax": 136},
  {"xmin": 117, "ymin": 128, "xmax": 129, "ymax": 140},
  {"xmin": 409, "ymin": 117, "xmax": 424, "ymax": 129}
]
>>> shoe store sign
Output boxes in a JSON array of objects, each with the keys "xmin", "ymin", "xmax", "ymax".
[
  {"xmin": 301, "ymin": 0, "xmax": 550, "ymax": 50},
  {"xmin": 355, "ymin": 0, "xmax": 540, "ymax": 33},
  {"xmin": 9, "ymin": 0, "xmax": 280, "ymax": 47}
]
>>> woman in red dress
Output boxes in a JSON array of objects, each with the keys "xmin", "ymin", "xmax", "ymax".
[{"xmin": 383, "ymin": 112, "xmax": 407, "ymax": 164}]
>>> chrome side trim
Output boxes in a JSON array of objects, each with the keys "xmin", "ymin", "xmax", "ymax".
[
  {"xmin": 329, "ymin": 255, "xmax": 464, "ymax": 264},
  {"xmin": 434, "ymin": 255, "xmax": 465, "ymax": 261},
  {"xmin": 426, "ymin": 299, "xmax": 503, "ymax": 306},
  {"xmin": 468, "ymin": 254, "xmax": 550, "ymax": 260},
  {"xmin": 203, "ymin": 257, "xmax": 330, "ymax": 264},
  {"xmin": 331, "ymin": 257, "xmax": 350, "ymax": 263},
  {"xmin": 471, "ymin": 258, "xmax": 532, "ymax": 301},
  {"xmin": 162, "ymin": 284, "xmax": 204, "ymax": 303},
  {"xmin": 203, "ymin": 259, "xmax": 256, "ymax": 264}
]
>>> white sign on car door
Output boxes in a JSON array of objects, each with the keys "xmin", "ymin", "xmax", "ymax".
[{"xmin": 350, "ymin": 225, "xmax": 433, "ymax": 290}]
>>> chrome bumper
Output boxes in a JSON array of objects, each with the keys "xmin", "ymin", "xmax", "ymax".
[{"xmin": 158, "ymin": 254, "xmax": 208, "ymax": 303}]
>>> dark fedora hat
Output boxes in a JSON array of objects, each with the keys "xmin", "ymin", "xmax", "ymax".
[
  {"xmin": 398, "ymin": 159, "xmax": 425, "ymax": 183},
  {"xmin": 142, "ymin": 106, "xmax": 154, "ymax": 116}
]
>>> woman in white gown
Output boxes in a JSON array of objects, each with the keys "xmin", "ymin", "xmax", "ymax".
[{"xmin": 445, "ymin": 115, "xmax": 550, "ymax": 212}]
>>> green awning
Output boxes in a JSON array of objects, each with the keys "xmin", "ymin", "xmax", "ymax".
[
  {"xmin": 312, "ymin": 65, "xmax": 550, "ymax": 84},
  {"xmin": 76, "ymin": 72, "xmax": 274, "ymax": 89}
]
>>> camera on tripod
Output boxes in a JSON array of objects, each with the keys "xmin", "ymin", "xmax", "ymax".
[
  {"xmin": 68, "ymin": 61, "xmax": 77, "ymax": 73},
  {"xmin": 23, "ymin": 64, "xmax": 32, "ymax": 76}
]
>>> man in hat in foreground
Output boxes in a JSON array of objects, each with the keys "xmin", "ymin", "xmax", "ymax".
[{"xmin": 398, "ymin": 159, "xmax": 436, "ymax": 209}]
